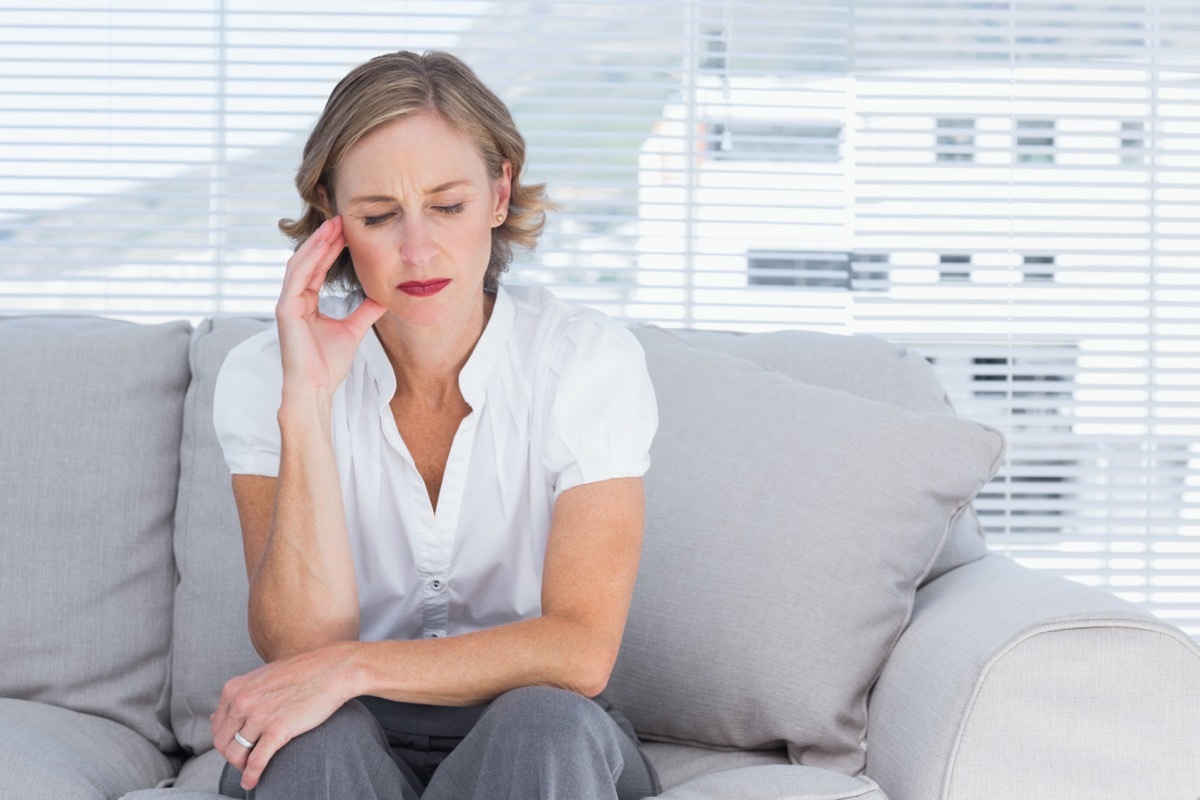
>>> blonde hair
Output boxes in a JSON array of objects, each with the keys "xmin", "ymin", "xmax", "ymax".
[{"xmin": 280, "ymin": 50, "xmax": 554, "ymax": 292}]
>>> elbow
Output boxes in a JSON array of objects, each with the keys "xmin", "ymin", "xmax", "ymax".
[
  {"xmin": 547, "ymin": 613, "xmax": 624, "ymax": 698},
  {"xmin": 559, "ymin": 665, "xmax": 612, "ymax": 700},
  {"xmin": 577, "ymin": 670, "xmax": 613, "ymax": 700},
  {"xmin": 564, "ymin": 639, "xmax": 621, "ymax": 699},
  {"xmin": 248, "ymin": 601, "xmax": 359, "ymax": 662},
  {"xmin": 250, "ymin": 621, "xmax": 359, "ymax": 663}
]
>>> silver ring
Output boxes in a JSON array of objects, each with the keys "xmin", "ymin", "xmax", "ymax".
[{"xmin": 233, "ymin": 730, "xmax": 256, "ymax": 749}]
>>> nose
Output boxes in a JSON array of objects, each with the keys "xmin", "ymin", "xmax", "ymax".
[{"xmin": 398, "ymin": 213, "xmax": 437, "ymax": 268}]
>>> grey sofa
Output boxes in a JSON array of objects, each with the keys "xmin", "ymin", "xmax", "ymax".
[{"xmin": 2, "ymin": 312, "xmax": 1198, "ymax": 800}]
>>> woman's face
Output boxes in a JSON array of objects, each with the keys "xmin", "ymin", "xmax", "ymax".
[{"xmin": 332, "ymin": 111, "xmax": 510, "ymax": 330}]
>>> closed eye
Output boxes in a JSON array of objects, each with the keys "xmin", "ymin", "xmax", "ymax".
[
  {"xmin": 435, "ymin": 203, "xmax": 465, "ymax": 215},
  {"xmin": 362, "ymin": 213, "xmax": 394, "ymax": 227}
]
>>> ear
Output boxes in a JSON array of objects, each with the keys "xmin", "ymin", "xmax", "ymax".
[
  {"xmin": 493, "ymin": 161, "xmax": 513, "ymax": 223},
  {"xmin": 316, "ymin": 182, "xmax": 336, "ymax": 219}
]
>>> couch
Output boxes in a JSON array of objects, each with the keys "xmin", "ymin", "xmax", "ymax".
[{"xmin": 2, "ymin": 311, "xmax": 1198, "ymax": 800}]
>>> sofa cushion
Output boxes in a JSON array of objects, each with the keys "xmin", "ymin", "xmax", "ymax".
[
  {"xmin": 0, "ymin": 316, "xmax": 190, "ymax": 752},
  {"xmin": 120, "ymin": 792, "xmax": 225, "ymax": 799},
  {"xmin": 170, "ymin": 317, "xmax": 273, "ymax": 754},
  {"xmin": 655, "ymin": 765, "xmax": 889, "ymax": 800},
  {"xmin": 642, "ymin": 742, "xmax": 790, "ymax": 791},
  {"xmin": 173, "ymin": 748, "xmax": 230, "ymax": 792},
  {"xmin": 668, "ymin": 327, "xmax": 987, "ymax": 582},
  {"xmin": 607, "ymin": 326, "xmax": 1004, "ymax": 775},
  {"xmin": 0, "ymin": 698, "xmax": 178, "ymax": 800}
]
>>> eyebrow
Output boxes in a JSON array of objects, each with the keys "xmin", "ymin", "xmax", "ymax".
[{"xmin": 348, "ymin": 180, "xmax": 471, "ymax": 207}]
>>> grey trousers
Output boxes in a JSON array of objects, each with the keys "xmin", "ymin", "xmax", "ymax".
[{"xmin": 219, "ymin": 686, "xmax": 662, "ymax": 800}]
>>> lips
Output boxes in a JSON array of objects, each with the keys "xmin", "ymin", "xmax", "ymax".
[{"xmin": 397, "ymin": 279, "xmax": 451, "ymax": 297}]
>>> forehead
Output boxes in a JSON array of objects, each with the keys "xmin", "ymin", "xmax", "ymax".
[{"xmin": 335, "ymin": 112, "xmax": 489, "ymax": 194}]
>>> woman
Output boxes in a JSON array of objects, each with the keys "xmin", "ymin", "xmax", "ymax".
[{"xmin": 210, "ymin": 51, "xmax": 661, "ymax": 799}]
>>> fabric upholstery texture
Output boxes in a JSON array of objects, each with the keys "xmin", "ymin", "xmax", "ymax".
[
  {"xmin": 609, "ymin": 326, "xmax": 1004, "ymax": 774},
  {"xmin": 173, "ymin": 749, "xmax": 229, "ymax": 791},
  {"xmin": 120, "ymin": 792, "xmax": 224, "ymax": 800},
  {"xmin": 653, "ymin": 765, "xmax": 889, "ymax": 800},
  {"xmin": 867, "ymin": 554, "xmax": 1200, "ymax": 800},
  {"xmin": 116, "ymin": 751, "xmax": 228, "ymax": 799},
  {"xmin": 0, "ymin": 699, "xmax": 178, "ymax": 800},
  {"xmin": 642, "ymin": 742, "xmax": 790, "ymax": 791},
  {"xmin": 665, "ymin": 327, "xmax": 986, "ymax": 582},
  {"xmin": 0, "ymin": 316, "xmax": 190, "ymax": 752},
  {"xmin": 170, "ymin": 317, "xmax": 273, "ymax": 754},
  {"xmin": 952, "ymin": 625, "xmax": 1200, "ymax": 799}
]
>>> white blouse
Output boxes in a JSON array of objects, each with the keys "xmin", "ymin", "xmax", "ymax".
[{"xmin": 213, "ymin": 283, "xmax": 658, "ymax": 643}]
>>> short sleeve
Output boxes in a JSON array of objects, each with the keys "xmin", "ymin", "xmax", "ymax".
[
  {"xmin": 541, "ymin": 316, "xmax": 659, "ymax": 500},
  {"xmin": 212, "ymin": 328, "xmax": 284, "ymax": 477}
]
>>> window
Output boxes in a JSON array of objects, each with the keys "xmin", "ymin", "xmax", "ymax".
[
  {"xmin": 1016, "ymin": 119, "xmax": 1056, "ymax": 163},
  {"xmin": 850, "ymin": 253, "xmax": 889, "ymax": 290},
  {"xmin": 747, "ymin": 251, "xmax": 850, "ymax": 289},
  {"xmin": 746, "ymin": 251, "xmax": 889, "ymax": 290},
  {"xmin": 1023, "ymin": 255, "xmax": 1056, "ymax": 283},
  {"xmin": 936, "ymin": 118, "xmax": 975, "ymax": 162},
  {"xmin": 973, "ymin": 349, "xmax": 1078, "ymax": 534},
  {"xmin": 1120, "ymin": 120, "xmax": 1146, "ymax": 166},
  {"xmin": 939, "ymin": 254, "xmax": 972, "ymax": 283},
  {"xmin": 708, "ymin": 122, "xmax": 841, "ymax": 163}
]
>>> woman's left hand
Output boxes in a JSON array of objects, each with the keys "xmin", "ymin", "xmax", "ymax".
[{"xmin": 210, "ymin": 643, "xmax": 357, "ymax": 791}]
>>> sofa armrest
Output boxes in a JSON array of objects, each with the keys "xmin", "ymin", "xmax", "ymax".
[{"xmin": 866, "ymin": 555, "xmax": 1200, "ymax": 800}]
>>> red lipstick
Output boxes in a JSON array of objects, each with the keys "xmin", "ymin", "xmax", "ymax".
[{"xmin": 398, "ymin": 279, "xmax": 450, "ymax": 297}]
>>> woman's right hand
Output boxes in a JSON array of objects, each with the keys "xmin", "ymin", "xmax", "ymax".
[{"xmin": 274, "ymin": 215, "xmax": 386, "ymax": 400}]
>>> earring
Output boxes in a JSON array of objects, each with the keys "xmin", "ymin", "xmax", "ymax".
[{"xmin": 495, "ymin": 212, "xmax": 505, "ymax": 224}]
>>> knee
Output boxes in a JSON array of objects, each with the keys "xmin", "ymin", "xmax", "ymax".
[
  {"xmin": 484, "ymin": 687, "xmax": 619, "ymax": 752},
  {"xmin": 267, "ymin": 699, "xmax": 381, "ymax": 767}
]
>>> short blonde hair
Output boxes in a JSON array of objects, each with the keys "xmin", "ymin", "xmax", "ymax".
[{"xmin": 280, "ymin": 50, "xmax": 554, "ymax": 292}]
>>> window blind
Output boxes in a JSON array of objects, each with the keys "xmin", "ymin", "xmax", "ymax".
[{"xmin": 1, "ymin": 0, "xmax": 1197, "ymax": 638}]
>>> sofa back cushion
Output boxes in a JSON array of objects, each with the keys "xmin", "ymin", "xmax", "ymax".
[
  {"xmin": 606, "ymin": 326, "xmax": 1004, "ymax": 775},
  {"xmin": 668, "ymin": 328, "xmax": 987, "ymax": 582},
  {"xmin": 170, "ymin": 317, "xmax": 272, "ymax": 754},
  {"xmin": 0, "ymin": 316, "xmax": 191, "ymax": 751}
]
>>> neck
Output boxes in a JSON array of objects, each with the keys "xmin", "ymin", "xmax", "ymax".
[{"xmin": 373, "ymin": 290, "xmax": 496, "ymax": 408}]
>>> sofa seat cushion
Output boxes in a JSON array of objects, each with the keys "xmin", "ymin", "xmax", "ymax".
[
  {"xmin": 657, "ymin": 765, "xmax": 889, "ymax": 800},
  {"xmin": 173, "ymin": 748, "xmax": 228, "ymax": 792},
  {"xmin": 607, "ymin": 326, "xmax": 1004, "ymax": 775},
  {"xmin": 643, "ymin": 741, "xmax": 790, "ymax": 790},
  {"xmin": 0, "ymin": 316, "xmax": 191, "ymax": 752},
  {"xmin": 0, "ymin": 699, "xmax": 178, "ymax": 800}
]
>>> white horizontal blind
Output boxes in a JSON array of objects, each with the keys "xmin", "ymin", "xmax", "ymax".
[
  {"xmin": 0, "ymin": 0, "xmax": 690, "ymax": 317},
  {"xmin": 1, "ymin": 1, "xmax": 1198, "ymax": 637},
  {"xmin": 846, "ymin": 0, "xmax": 1200, "ymax": 638}
]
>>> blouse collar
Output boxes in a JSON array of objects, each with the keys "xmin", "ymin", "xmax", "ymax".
[
  {"xmin": 358, "ymin": 284, "xmax": 516, "ymax": 410},
  {"xmin": 458, "ymin": 284, "xmax": 515, "ymax": 407}
]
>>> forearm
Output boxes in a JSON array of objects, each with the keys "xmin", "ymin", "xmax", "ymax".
[
  {"xmin": 249, "ymin": 394, "xmax": 360, "ymax": 661},
  {"xmin": 343, "ymin": 612, "xmax": 619, "ymax": 707}
]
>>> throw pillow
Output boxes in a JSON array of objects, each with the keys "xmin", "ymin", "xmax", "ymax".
[
  {"xmin": 605, "ymin": 326, "xmax": 1004, "ymax": 775},
  {"xmin": 0, "ymin": 316, "xmax": 191, "ymax": 752},
  {"xmin": 666, "ymin": 327, "xmax": 989, "ymax": 582}
]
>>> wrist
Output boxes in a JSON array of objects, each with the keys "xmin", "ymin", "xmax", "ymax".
[
  {"xmin": 334, "ymin": 640, "xmax": 370, "ymax": 700},
  {"xmin": 277, "ymin": 390, "xmax": 334, "ymax": 431}
]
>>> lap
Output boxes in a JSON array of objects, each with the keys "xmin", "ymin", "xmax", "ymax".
[
  {"xmin": 220, "ymin": 687, "xmax": 659, "ymax": 800},
  {"xmin": 219, "ymin": 699, "xmax": 420, "ymax": 799}
]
